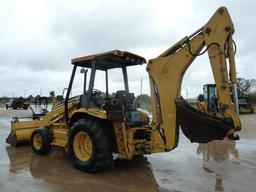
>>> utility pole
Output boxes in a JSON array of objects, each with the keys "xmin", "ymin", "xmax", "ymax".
[
  {"xmin": 24, "ymin": 90, "xmax": 27, "ymax": 98},
  {"xmin": 140, "ymin": 78, "xmax": 143, "ymax": 95},
  {"xmin": 186, "ymin": 88, "xmax": 189, "ymax": 100}
]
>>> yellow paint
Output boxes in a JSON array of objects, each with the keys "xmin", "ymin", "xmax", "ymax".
[
  {"xmin": 33, "ymin": 133, "xmax": 42, "ymax": 150},
  {"xmin": 73, "ymin": 132, "xmax": 93, "ymax": 161},
  {"xmin": 148, "ymin": 7, "xmax": 241, "ymax": 150}
]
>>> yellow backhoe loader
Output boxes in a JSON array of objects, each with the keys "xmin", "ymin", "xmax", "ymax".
[
  {"xmin": 238, "ymin": 96, "xmax": 254, "ymax": 114},
  {"xmin": 198, "ymin": 84, "xmax": 254, "ymax": 115},
  {"xmin": 6, "ymin": 7, "xmax": 241, "ymax": 172}
]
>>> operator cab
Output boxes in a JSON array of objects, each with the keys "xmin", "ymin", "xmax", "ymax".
[
  {"xmin": 203, "ymin": 84, "xmax": 218, "ymax": 112},
  {"xmin": 65, "ymin": 50, "xmax": 147, "ymax": 125}
]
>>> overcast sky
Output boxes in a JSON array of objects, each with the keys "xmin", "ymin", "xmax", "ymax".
[{"xmin": 0, "ymin": 0, "xmax": 255, "ymax": 98}]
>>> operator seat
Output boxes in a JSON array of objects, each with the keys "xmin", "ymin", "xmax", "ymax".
[
  {"xmin": 105, "ymin": 90, "xmax": 142, "ymax": 126},
  {"xmin": 114, "ymin": 90, "xmax": 136, "ymax": 111}
]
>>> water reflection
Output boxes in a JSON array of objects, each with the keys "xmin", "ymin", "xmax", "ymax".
[
  {"xmin": 6, "ymin": 146, "xmax": 32, "ymax": 173},
  {"xmin": 6, "ymin": 146, "xmax": 159, "ymax": 192},
  {"xmin": 197, "ymin": 139, "xmax": 239, "ymax": 192}
]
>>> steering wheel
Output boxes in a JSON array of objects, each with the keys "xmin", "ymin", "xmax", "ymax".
[{"xmin": 91, "ymin": 89, "xmax": 104, "ymax": 107}]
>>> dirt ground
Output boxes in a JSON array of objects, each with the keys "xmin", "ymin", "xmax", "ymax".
[{"xmin": 0, "ymin": 108, "xmax": 255, "ymax": 192}]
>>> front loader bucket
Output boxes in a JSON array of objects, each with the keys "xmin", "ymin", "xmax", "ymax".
[
  {"xmin": 6, "ymin": 128, "xmax": 32, "ymax": 146},
  {"xmin": 6, "ymin": 118, "xmax": 43, "ymax": 146},
  {"xmin": 175, "ymin": 97, "xmax": 231, "ymax": 143},
  {"xmin": 6, "ymin": 131, "xmax": 18, "ymax": 146}
]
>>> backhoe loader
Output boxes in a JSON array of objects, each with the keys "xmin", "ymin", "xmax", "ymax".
[
  {"xmin": 238, "ymin": 96, "xmax": 254, "ymax": 114},
  {"xmin": 198, "ymin": 84, "xmax": 254, "ymax": 115},
  {"xmin": 6, "ymin": 7, "xmax": 241, "ymax": 172}
]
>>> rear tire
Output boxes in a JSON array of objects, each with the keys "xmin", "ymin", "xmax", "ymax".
[
  {"xmin": 68, "ymin": 118, "xmax": 113, "ymax": 173},
  {"xmin": 31, "ymin": 128, "xmax": 52, "ymax": 155}
]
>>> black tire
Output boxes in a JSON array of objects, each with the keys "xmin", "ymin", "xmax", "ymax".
[
  {"xmin": 13, "ymin": 106, "xmax": 17, "ymax": 110},
  {"xmin": 68, "ymin": 118, "xmax": 113, "ymax": 173},
  {"xmin": 31, "ymin": 128, "xmax": 52, "ymax": 155},
  {"xmin": 6, "ymin": 104, "xmax": 8, "ymax": 109},
  {"xmin": 23, "ymin": 105, "xmax": 28, "ymax": 110}
]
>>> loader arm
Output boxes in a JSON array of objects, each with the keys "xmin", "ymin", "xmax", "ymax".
[
  {"xmin": 147, "ymin": 7, "xmax": 241, "ymax": 150},
  {"xmin": 6, "ymin": 97, "xmax": 80, "ymax": 146}
]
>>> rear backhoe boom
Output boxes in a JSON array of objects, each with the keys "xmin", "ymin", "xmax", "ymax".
[{"xmin": 147, "ymin": 7, "xmax": 241, "ymax": 150}]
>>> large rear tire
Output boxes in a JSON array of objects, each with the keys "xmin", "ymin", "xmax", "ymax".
[
  {"xmin": 68, "ymin": 118, "xmax": 113, "ymax": 173},
  {"xmin": 31, "ymin": 128, "xmax": 52, "ymax": 155}
]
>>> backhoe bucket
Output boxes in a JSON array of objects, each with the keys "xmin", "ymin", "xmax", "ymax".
[{"xmin": 175, "ymin": 98, "xmax": 231, "ymax": 143}]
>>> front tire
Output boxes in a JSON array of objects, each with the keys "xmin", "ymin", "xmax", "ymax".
[
  {"xmin": 31, "ymin": 128, "xmax": 52, "ymax": 155},
  {"xmin": 68, "ymin": 118, "xmax": 113, "ymax": 173}
]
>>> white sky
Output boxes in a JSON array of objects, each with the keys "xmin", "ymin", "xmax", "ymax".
[{"xmin": 0, "ymin": 0, "xmax": 255, "ymax": 98}]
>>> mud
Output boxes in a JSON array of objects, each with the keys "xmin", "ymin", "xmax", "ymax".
[{"xmin": 0, "ymin": 108, "xmax": 256, "ymax": 192}]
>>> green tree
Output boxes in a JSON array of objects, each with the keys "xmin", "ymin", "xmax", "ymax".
[
  {"xmin": 56, "ymin": 95, "xmax": 64, "ymax": 102},
  {"xmin": 136, "ymin": 94, "xmax": 151, "ymax": 111},
  {"xmin": 49, "ymin": 91, "xmax": 55, "ymax": 97},
  {"xmin": 237, "ymin": 78, "xmax": 256, "ymax": 96},
  {"xmin": 27, "ymin": 95, "xmax": 34, "ymax": 102}
]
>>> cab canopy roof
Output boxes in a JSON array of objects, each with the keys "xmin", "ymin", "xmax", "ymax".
[{"xmin": 71, "ymin": 50, "xmax": 146, "ymax": 70}]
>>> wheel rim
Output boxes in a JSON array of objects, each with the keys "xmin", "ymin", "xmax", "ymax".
[
  {"xmin": 33, "ymin": 133, "xmax": 43, "ymax": 150},
  {"xmin": 73, "ymin": 132, "xmax": 93, "ymax": 161}
]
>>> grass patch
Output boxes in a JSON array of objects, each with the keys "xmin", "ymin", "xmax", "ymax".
[{"xmin": 139, "ymin": 103, "xmax": 152, "ymax": 112}]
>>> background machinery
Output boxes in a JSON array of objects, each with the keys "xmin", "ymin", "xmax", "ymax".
[
  {"xmin": 6, "ymin": 7, "xmax": 241, "ymax": 172},
  {"xmin": 238, "ymin": 96, "xmax": 254, "ymax": 114},
  {"xmin": 6, "ymin": 97, "xmax": 29, "ymax": 110},
  {"xmin": 201, "ymin": 84, "xmax": 254, "ymax": 114}
]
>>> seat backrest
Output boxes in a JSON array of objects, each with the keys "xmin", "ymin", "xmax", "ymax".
[
  {"xmin": 105, "ymin": 98, "xmax": 125, "ymax": 122},
  {"xmin": 114, "ymin": 90, "xmax": 129, "ymax": 106},
  {"xmin": 114, "ymin": 90, "xmax": 137, "ymax": 111}
]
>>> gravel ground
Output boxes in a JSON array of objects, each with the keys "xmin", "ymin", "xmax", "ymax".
[{"xmin": 0, "ymin": 107, "xmax": 255, "ymax": 192}]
